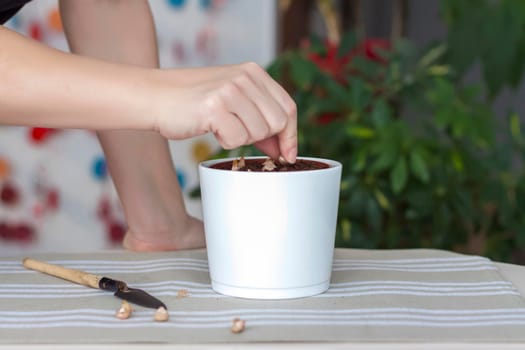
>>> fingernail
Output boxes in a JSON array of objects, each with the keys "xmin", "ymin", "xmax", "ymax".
[{"xmin": 287, "ymin": 147, "xmax": 297, "ymax": 164}]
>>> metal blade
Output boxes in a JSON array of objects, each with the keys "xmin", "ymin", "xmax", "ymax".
[
  {"xmin": 98, "ymin": 277, "xmax": 166, "ymax": 309},
  {"xmin": 114, "ymin": 287, "xmax": 167, "ymax": 310}
]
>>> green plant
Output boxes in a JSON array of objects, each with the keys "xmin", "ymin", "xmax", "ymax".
[{"xmin": 199, "ymin": 0, "xmax": 525, "ymax": 263}]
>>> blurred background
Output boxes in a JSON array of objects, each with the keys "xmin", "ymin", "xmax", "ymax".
[
  {"xmin": 0, "ymin": 0, "xmax": 276, "ymax": 254},
  {"xmin": 2, "ymin": 0, "xmax": 525, "ymax": 264}
]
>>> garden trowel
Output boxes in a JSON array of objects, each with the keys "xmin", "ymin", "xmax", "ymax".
[{"xmin": 22, "ymin": 257, "xmax": 166, "ymax": 309}]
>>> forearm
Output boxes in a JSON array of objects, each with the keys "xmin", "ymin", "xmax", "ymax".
[
  {"xmin": 60, "ymin": 0, "xmax": 189, "ymax": 230},
  {"xmin": 0, "ymin": 25, "xmax": 155, "ymax": 130}
]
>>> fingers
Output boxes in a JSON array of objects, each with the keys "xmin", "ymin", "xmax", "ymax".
[
  {"xmin": 221, "ymin": 82, "xmax": 270, "ymax": 142},
  {"xmin": 211, "ymin": 111, "xmax": 249, "ymax": 150},
  {"xmin": 240, "ymin": 62, "xmax": 298, "ymax": 163},
  {"xmin": 197, "ymin": 62, "xmax": 297, "ymax": 161},
  {"xmin": 278, "ymin": 107, "xmax": 297, "ymax": 163}
]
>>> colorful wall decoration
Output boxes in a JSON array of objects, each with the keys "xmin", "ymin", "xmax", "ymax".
[{"xmin": 0, "ymin": 0, "xmax": 277, "ymax": 254}]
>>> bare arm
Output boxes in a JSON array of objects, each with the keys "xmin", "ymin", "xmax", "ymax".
[
  {"xmin": 0, "ymin": 18, "xmax": 297, "ymax": 162},
  {"xmin": 59, "ymin": 0, "xmax": 204, "ymax": 251},
  {"xmin": 0, "ymin": 24, "xmax": 155, "ymax": 130}
]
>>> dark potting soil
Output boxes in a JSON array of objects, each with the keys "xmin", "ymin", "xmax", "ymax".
[{"xmin": 210, "ymin": 158, "xmax": 330, "ymax": 172}]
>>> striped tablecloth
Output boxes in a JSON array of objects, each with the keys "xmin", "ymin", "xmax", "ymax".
[{"xmin": 0, "ymin": 248, "xmax": 524, "ymax": 344}]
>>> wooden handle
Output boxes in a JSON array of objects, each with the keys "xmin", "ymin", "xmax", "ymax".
[{"xmin": 22, "ymin": 258, "xmax": 101, "ymax": 289}]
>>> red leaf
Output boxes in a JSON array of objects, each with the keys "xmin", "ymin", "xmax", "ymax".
[{"xmin": 316, "ymin": 112, "xmax": 340, "ymax": 125}]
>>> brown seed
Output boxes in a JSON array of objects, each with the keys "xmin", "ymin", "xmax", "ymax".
[
  {"xmin": 154, "ymin": 306, "xmax": 169, "ymax": 322},
  {"xmin": 176, "ymin": 289, "xmax": 189, "ymax": 298},
  {"xmin": 278, "ymin": 156, "xmax": 288, "ymax": 164},
  {"xmin": 231, "ymin": 159, "xmax": 239, "ymax": 171},
  {"xmin": 262, "ymin": 158, "xmax": 276, "ymax": 172},
  {"xmin": 231, "ymin": 318, "xmax": 246, "ymax": 334},
  {"xmin": 232, "ymin": 156, "xmax": 246, "ymax": 171},
  {"xmin": 115, "ymin": 300, "xmax": 132, "ymax": 320},
  {"xmin": 238, "ymin": 156, "xmax": 246, "ymax": 168}
]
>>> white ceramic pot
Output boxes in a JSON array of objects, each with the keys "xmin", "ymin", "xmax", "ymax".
[{"xmin": 199, "ymin": 157, "xmax": 342, "ymax": 299}]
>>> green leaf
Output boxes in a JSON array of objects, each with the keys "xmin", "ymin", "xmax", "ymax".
[
  {"xmin": 323, "ymin": 76, "xmax": 351, "ymax": 106},
  {"xmin": 450, "ymin": 187, "xmax": 474, "ymax": 219},
  {"xmin": 444, "ymin": 2, "xmax": 485, "ymax": 75},
  {"xmin": 348, "ymin": 78, "xmax": 368, "ymax": 112},
  {"xmin": 428, "ymin": 65, "xmax": 451, "ymax": 76},
  {"xmin": 390, "ymin": 157, "xmax": 408, "ymax": 194},
  {"xmin": 432, "ymin": 204, "xmax": 452, "ymax": 247},
  {"xmin": 341, "ymin": 219, "xmax": 352, "ymax": 243},
  {"xmin": 210, "ymin": 148, "xmax": 234, "ymax": 159},
  {"xmin": 406, "ymin": 189, "xmax": 434, "ymax": 216},
  {"xmin": 348, "ymin": 188, "xmax": 367, "ymax": 216},
  {"xmin": 508, "ymin": 32, "xmax": 525, "ymax": 88},
  {"xmin": 510, "ymin": 112, "xmax": 521, "ymax": 141},
  {"xmin": 346, "ymin": 125, "xmax": 376, "ymax": 139},
  {"xmin": 371, "ymin": 100, "xmax": 391, "ymax": 128},
  {"xmin": 188, "ymin": 186, "xmax": 201, "ymax": 199},
  {"xmin": 352, "ymin": 148, "xmax": 368, "ymax": 172},
  {"xmin": 366, "ymin": 196, "xmax": 382, "ymax": 230},
  {"xmin": 351, "ymin": 55, "xmax": 385, "ymax": 79},
  {"xmin": 409, "ymin": 149, "xmax": 430, "ymax": 183},
  {"xmin": 337, "ymin": 31, "xmax": 358, "ymax": 58},
  {"xmin": 444, "ymin": 0, "xmax": 523, "ymax": 97},
  {"xmin": 515, "ymin": 215, "xmax": 525, "ymax": 248},
  {"xmin": 266, "ymin": 56, "xmax": 284, "ymax": 80},
  {"xmin": 308, "ymin": 34, "xmax": 327, "ymax": 55},
  {"xmin": 374, "ymin": 189, "xmax": 390, "ymax": 210},
  {"xmin": 481, "ymin": 1, "xmax": 522, "ymax": 97},
  {"xmin": 371, "ymin": 146, "xmax": 398, "ymax": 172},
  {"xmin": 451, "ymin": 150, "xmax": 464, "ymax": 172},
  {"xmin": 290, "ymin": 56, "xmax": 319, "ymax": 89},
  {"xmin": 418, "ymin": 44, "xmax": 447, "ymax": 68}
]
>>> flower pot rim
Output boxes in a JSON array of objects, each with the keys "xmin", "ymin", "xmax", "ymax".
[{"xmin": 199, "ymin": 156, "xmax": 342, "ymax": 174}]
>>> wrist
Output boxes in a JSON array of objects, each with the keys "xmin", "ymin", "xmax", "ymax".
[
  {"xmin": 139, "ymin": 68, "xmax": 179, "ymax": 135},
  {"xmin": 126, "ymin": 67, "xmax": 166, "ymax": 133}
]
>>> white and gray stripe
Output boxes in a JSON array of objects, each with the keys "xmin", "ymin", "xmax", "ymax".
[{"xmin": 1, "ymin": 248, "xmax": 524, "ymax": 343}]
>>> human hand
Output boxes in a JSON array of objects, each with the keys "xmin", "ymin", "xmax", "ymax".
[{"xmin": 151, "ymin": 62, "xmax": 297, "ymax": 163}]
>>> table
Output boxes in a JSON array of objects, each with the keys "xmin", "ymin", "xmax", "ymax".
[{"xmin": 1, "ymin": 249, "xmax": 524, "ymax": 349}]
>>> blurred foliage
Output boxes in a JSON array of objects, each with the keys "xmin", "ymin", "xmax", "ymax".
[
  {"xmin": 441, "ymin": 0, "xmax": 525, "ymax": 97},
  {"xmin": 199, "ymin": 0, "xmax": 525, "ymax": 263}
]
